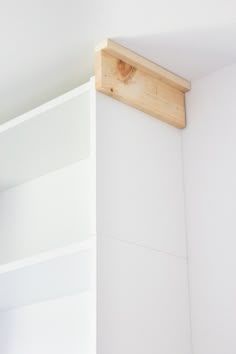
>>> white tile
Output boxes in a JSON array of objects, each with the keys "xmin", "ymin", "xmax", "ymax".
[
  {"xmin": 96, "ymin": 93, "xmax": 186, "ymax": 257},
  {"xmin": 97, "ymin": 236, "xmax": 191, "ymax": 354}
]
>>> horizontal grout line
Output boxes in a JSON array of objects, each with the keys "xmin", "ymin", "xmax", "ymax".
[{"xmin": 100, "ymin": 234, "xmax": 187, "ymax": 261}]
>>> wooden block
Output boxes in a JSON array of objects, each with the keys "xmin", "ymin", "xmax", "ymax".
[{"xmin": 95, "ymin": 39, "xmax": 191, "ymax": 129}]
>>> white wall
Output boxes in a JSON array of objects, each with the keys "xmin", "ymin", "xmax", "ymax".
[
  {"xmin": 0, "ymin": 292, "xmax": 94, "ymax": 354},
  {"xmin": 96, "ymin": 93, "xmax": 191, "ymax": 354},
  {"xmin": 183, "ymin": 62, "xmax": 236, "ymax": 354}
]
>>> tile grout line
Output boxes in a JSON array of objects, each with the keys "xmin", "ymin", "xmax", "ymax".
[{"xmin": 100, "ymin": 234, "xmax": 187, "ymax": 261}]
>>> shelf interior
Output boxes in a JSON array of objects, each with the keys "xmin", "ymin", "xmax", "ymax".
[
  {"xmin": 0, "ymin": 82, "xmax": 96, "ymax": 311},
  {"xmin": 0, "ymin": 86, "xmax": 90, "ymax": 192},
  {"xmin": 0, "ymin": 238, "xmax": 95, "ymax": 311}
]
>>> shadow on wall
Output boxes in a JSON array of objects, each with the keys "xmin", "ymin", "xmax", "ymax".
[{"xmin": 114, "ymin": 23, "xmax": 236, "ymax": 81}]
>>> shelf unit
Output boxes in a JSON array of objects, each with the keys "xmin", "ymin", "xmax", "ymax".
[
  {"xmin": 0, "ymin": 80, "xmax": 96, "ymax": 354},
  {"xmin": 0, "ymin": 81, "xmax": 96, "ymax": 262}
]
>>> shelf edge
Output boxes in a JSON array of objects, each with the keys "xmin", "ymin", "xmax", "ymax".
[
  {"xmin": 0, "ymin": 81, "xmax": 91, "ymax": 134},
  {"xmin": 0, "ymin": 236, "xmax": 96, "ymax": 275}
]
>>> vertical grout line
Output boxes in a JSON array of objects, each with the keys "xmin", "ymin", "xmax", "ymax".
[
  {"xmin": 100, "ymin": 233, "xmax": 187, "ymax": 260},
  {"xmin": 181, "ymin": 128, "xmax": 194, "ymax": 354}
]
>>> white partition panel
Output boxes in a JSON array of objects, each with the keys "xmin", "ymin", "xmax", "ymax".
[
  {"xmin": 97, "ymin": 236, "xmax": 191, "ymax": 354},
  {"xmin": 96, "ymin": 92, "xmax": 191, "ymax": 354},
  {"xmin": 96, "ymin": 92, "xmax": 186, "ymax": 257}
]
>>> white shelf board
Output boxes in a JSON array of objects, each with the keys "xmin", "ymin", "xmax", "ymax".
[
  {"xmin": 0, "ymin": 82, "xmax": 91, "ymax": 191},
  {"xmin": 0, "ymin": 237, "xmax": 95, "ymax": 311}
]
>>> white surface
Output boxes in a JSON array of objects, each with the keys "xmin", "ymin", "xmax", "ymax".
[
  {"xmin": 0, "ymin": 85, "xmax": 90, "ymax": 191},
  {"xmin": 0, "ymin": 239, "xmax": 95, "ymax": 311},
  {"xmin": 0, "ymin": 160, "xmax": 93, "ymax": 264},
  {"xmin": 0, "ymin": 83, "xmax": 96, "ymax": 351},
  {"xmin": 96, "ymin": 92, "xmax": 186, "ymax": 257},
  {"xmin": 0, "ymin": 2, "xmax": 235, "ymax": 124},
  {"xmin": 96, "ymin": 93, "xmax": 191, "ymax": 354},
  {"xmin": 97, "ymin": 236, "xmax": 191, "ymax": 354},
  {"xmin": 0, "ymin": 292, "xmax": 94, "ymax": 354},
  {"xmin": 183, "ymin": 62, "xmax": 236, "ymax": 354},
  {"xmin": 117, "ymin": 24, "xmax": 236, "ymax": 81}
]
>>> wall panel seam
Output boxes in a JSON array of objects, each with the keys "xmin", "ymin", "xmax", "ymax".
[{"xmin": 99, "ymin": 234, "xmax": 188, "ymax": 261}]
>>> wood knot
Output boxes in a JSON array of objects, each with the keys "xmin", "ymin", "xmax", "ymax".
[{"xmin": 117, "ymin": 60, "xmax": 135, "ymax": 82}]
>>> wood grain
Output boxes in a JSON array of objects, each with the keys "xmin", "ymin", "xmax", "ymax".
[
  {"xmin": 96, "ymin": 39, "xmax": 191, "ymax": 93},
  {"xmin": 95, "ymin": 41, "xmax": 190, "ymax": 128}
]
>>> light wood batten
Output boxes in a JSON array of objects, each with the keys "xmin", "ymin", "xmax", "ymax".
[{"xmin": 95, "ymin": 39, "xmax": 191, "ymax": 128}]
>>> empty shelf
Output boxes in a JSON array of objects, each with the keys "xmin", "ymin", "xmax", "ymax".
[
  {"xmin": 0, "ymin": 83, "xmax": 91, "ymax": 191},
  {"xmin": 0, "ymin": 238, "xmax": 95, "ymax": 311}
]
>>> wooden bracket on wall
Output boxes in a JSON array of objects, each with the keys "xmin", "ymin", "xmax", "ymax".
[{"xmin": 95, "ymin": 39, "xmax": 191, "ymax": 128}]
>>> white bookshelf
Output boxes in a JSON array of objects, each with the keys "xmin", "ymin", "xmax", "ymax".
[
  {"xmin": 0, "ymin": 80, "xmax": 96, "ymax": 353},
  {"xmin": 0, "ymin": 80, "xmax": 96, "ymax": 264}
]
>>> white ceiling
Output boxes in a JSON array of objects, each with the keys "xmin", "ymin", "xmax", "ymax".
[{"xmin": 0, "ymin": 0, "xmax": 235, "ymax": 123}]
